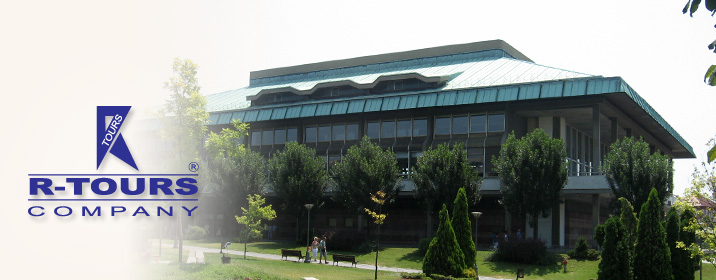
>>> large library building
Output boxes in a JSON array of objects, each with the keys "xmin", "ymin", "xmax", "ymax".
[{"xmin": 200, "ymin": 40, "xmax": 694, "ymax": 248}]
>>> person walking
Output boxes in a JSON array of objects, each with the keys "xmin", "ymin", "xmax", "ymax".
[
  {"xmin": 311, "ymin": 236, "xmax": 319, "ymax": 262},
  {"xmin": 318, "ymin": 236, "xmax": 328, "ymax": 264}
]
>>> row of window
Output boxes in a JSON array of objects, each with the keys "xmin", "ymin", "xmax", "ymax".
[
  {"xmin": 434, "ymin": 113, "xmax": 505, "ymax": 135},
  {"xmin": 251, "ymin": 128, "xmax": 298, "ymax": 146},
  {"xmin": 305, "ymin": 123, "xmax": 360, "ymax": 143},
  {"xmin": 366, "ymin": 119, "xmax": 428, "ymax": 139}
]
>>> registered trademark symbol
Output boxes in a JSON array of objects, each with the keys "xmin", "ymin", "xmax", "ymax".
[{"xmin": 188, "ymin": 162, "xmax": 199, "ymax": 172}]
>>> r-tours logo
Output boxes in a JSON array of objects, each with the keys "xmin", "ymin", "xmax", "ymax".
[
  {"xmin": 97, "ymin": 106, "xmax": 137, "ymax": 170},
  {"xmin": 27, "ymin": 106, "xmax": 199, "ymax": 218}
]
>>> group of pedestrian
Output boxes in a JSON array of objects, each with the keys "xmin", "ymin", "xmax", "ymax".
[
  {"xmin": 305, "ymin": 236, "xmax": 328, "ymax": 264},
  {"xmin": 491, "ymin": 228, "xmax": 522, "ymax": 249}
]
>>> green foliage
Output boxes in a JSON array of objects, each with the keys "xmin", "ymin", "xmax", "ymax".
[
  {"xmin": 235, "ymin": 194, "xmax": 277, "ymax": 258},
  {"xmin": 205, "ymin": 120, "xmax": 266, "ymax": 216},
  {"xmin": 332, "ymin": 137, "xmax": 401, "ymax": 213},
  {"xmin": 594, "ymin": 223, "xmax": 606, "ymax": 248},
  {"xmin": 268, "ymin": 142, "xmax": 328, "ymax": 214},
  {"xmin": 413, "ymin": 143, "xmax": 481, "ymax": 213},
  {"xmin": 567, "ymin": 237, "xmax": 600, "ymax": 260},
  {"xmin": 493, "ymin": 129, "xmax": 568, "ymax": 238},
  {"xmin": 185, "ymin": 225, "xmax": 208, "ymax": 240},
  {"xmin": 158, "ymin": 58, "xmax": 209, "ymax": 171},
  {"xmin": 667, "ymin": 207, "xmax": 693, "ymax": 280},
  {"xmin": 423, "ymin": 204, "xmax": 466, "ymax": 278},
  {"xmin": 451, "ymin": 188, "xmax": 476, "ymax": 269},
  {"xmin": 400, "ymin": 272, "xmax": 428, "ymax": 279},
  {"xmin": 488, "ymin": 238, "xmax": 558, "ymax": 265},
  {"xmin": 418, "ymin": 237, "xmax": 432, "ymax": 256},
  {"xmin": 597, "ymin": 217, "xmax": 631, "ymax": 280},
  {"xmin": 602, "ymin": 137, "xmax": 674, "ymax": 215},
  {"xmin": 679, "ymin": 208, "xmax": 697, "ymax": 279},
  {"xmin": 618, "ymin": 197, "xmax": 637, "ymax": 272},
  {"xmin": 677, "ymin": 147, "xmax": 716, "ymax": 269},
  {"xmin": 634, "ymin": 188, "xmax": 673, "ymax": 280}
]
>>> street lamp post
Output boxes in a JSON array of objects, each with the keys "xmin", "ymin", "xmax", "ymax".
[
  {"xmin": 305, "ymin": 204, "xmax": 314, "ymax": 251},
  {"xmin": 471, "ymin": 212, "xmax": 482, "ymax": 279}
]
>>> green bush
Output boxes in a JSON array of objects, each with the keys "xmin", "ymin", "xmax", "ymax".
[
  {"xmin": 185, "ymin": 225, "xmax": 208, "ymax": 240},
  {"xmin": 451, "ymin": 188, "xmax": 476, "ymax": 268},
  {"xmin": 633, "ymin": 188, "xmax": 673, "ymax": 280},
  {"xmin": 567, "ymin": 237, "xmax": 600, "ymax": 260},
  {"xmin": 598, "ymin": 217, "xmax": 631, "ymax": 280},
  {"xmin": 488, "ymin": 238, "xmax": 559, "ymax": 265},
  {"xmin": 418, "ymin": 237, "xmax": 433, "ymax": 256}
]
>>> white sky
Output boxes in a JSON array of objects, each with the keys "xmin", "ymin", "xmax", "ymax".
[{"xmin": 3, "ymin": 0, "xmax": 715, "ymax": 194}]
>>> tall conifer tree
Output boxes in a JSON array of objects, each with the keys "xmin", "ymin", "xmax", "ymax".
[
  {"xmin": 634, "ymin": 188, "xmax": 673, "ymax": 280},
  {"xmin": 423, "ymin": 204, "xmax": 466, "ymax": 277},
  {"xmin": 451, "ymin": 188, "xmax": 476, "ymax": 269}
]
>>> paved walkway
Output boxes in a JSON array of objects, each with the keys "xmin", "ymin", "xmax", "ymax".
[{"xmin": 165, "ymin": 244, "xmax": 509, "ymax": 280}]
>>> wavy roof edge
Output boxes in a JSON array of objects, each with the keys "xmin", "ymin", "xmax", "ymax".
[{"xmin": 249, "ymin": 39, "xmax": 531, "ymax": 82}]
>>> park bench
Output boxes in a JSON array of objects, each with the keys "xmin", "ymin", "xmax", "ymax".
[
  {"xmin": 281, "ymin": 249, "xmax": 304, "ymax": 261},
  {"xmin": 332, "ymin": 254, "xmax": 358, "ymax": 267}
]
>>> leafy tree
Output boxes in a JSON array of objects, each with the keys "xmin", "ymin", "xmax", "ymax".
[
  {"xmin": 597, "ymin": 217, "xmax": 632, "ymax": 280},
  {"xmin": 493, "ymin": 129, "xmax": 568, "ymax": 238},
  {"xmin": 423, "ymin": 204, "xmax": 466, "ymax": 278},
  {"xmin": 158, "ymin": 58, "xmax": 209, "ymax": 264},
  {"xmin": 158, "ymin": 58, "xmax": 209, "ymax": 170},
  {"xmin": 413, "ymin": 142, "xmax": 481, "ymax": 229},
  {"xmin": 633, "ymin": 188, "xmax": 673, "ymax": 280},
  {"xmin": 205, "ymin": 120, "xmax": 267, "ymax": 217},
  {"xmin": 602, "ymin": 137, "xmax": 674, "ymax": 215},
  {"xmin": 451, "ymin": 188, "xmax": 476, "ymax": 271},
  {"xmin": 676, "ymin": 148, "xmax": 716, "ymax": 270},
  {"xmin": 332, "ymin": 136, "xmax": 402, "ymax": 213},
  {"xmin": 364, "ymin": 191, "xmax": 388, "ymax": 280},
  {"xmin": 235, "ymin": 194, "xmax": 276, "ymax": 259},
  {"xmin": 268, "ymin": 142, "xmax": 328, "ymax": 239}
]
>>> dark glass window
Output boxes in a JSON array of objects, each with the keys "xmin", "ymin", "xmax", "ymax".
[
  {"xmin": 435, "ymin": 117, "xmax": 451, "ymax": 135},
  {"xmin": 287, "ymin": 128, "xmax": 298, "ymax": 142},
  {"xmin": 397, "ymin": 152, "xmax": 409, "ymax": 176},
  {"xmin": 332, "ymin": 124, "xmax": 345, "ymax": 141},
  {"xmin": 382, "ymin": 120, "xmax": 395, "ymax": 138},
  {"xmin": 488, "ymin": 114, "xmax": 505, "ymax": 132},
  {"xmin": 305, "ymin": 127, "xmax": 316, "ymax": 143},
  {"xmin": 346, "ymin": 124, "xmax": 359, "ymax": 140},
  {"xmin": 367, "ymin": 121, "xmax": 380, "ymax": 139},
  {"xmin": 413, "ymin": 119, "xmax": 428, "ymax": 136},
  {"xmin": 274, "ymin": 129, "xmax": 286, "ymax": 144},
  {"xmin": 262, "ymin": 130, "xmax": 273, "ymax": 145},
  {"xmin": 251, "ymin": 131, "xmax": 261, "ymax": 146},
  {"xmin": 470, "ymin": 115, "xmax": 486, "ymax": 133},
  {"xmin": 318, "ymin": 125, "xmax": 331, "ymax": 142},
  {"xmin": 328, "ymin": 154, "xmax": 341, "ymax": 170},
  {"xmin": 453, "ymin": 116, "xmax": 468, "ymax": 134},
  {"xmin": 397, "ymin": 120, "xmax": 411, "ymax": 137}
]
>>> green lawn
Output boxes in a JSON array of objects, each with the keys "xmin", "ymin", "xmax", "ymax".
[
  {"xmin": 144, "ymin": 252, "xmax": 401, "ymax": 280},
  {"xmin": 152, "ymin": 239, "xmax": 716, "ymax": 280}
]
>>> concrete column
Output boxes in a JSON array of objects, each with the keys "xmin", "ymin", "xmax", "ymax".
[
  {"xmin": 559, "ymin": 201, "xmax": 566, "ymax": 247},
  {"xmin": 592, "ymin": 105, "xmax": 601, "ymax": 175},
  {"xmin": 505, "ymin": 210, "xmax": 512, "ymax": 232},
  {"xmin": 609, "ymin": 117, "xmax": 618, "ymax": 143}
]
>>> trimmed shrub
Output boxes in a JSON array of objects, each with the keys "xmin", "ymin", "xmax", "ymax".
[
  {"xmin": 451, "ymin": 188, "xmax": 476, "ymax": 268},
  {"xmin": 488, "ymin": 238, "xmax": 559, "ymax": 265},
  {"xmin": 633, "ymin": 188, "xmax": 673, "ymax": 280},
  {"xmin": 185, "ymin": 225, "xmax": 208, "ymax": 240},
  {"xmin": 423, "ymin": 204, "xmax": 466, "ymax": 278},
  {"xmin": 568, "ymin": 237, "xmax": 600, "ymax": 260},
  {"xmin": 418, "ymin": 237, "xmax": 433, "ymax": 256},
  {"xmin": 680, "ymin": 208, "xmax": 697, "ymax": 279},
  {"xmin": 597, "ymin": 217, "xmax": 631, "ymax": 280},
  {"xmin": 667, "ymin": 207, "xmax": 692, "ymax": 280}
]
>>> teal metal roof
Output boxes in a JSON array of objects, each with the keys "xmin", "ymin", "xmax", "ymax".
[{"xmin": 204, "ymin": 47, "xmax": 693, "ymax": 157}]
